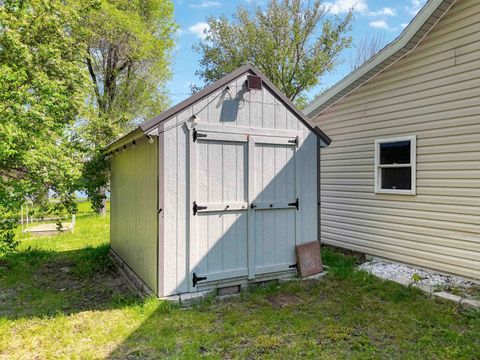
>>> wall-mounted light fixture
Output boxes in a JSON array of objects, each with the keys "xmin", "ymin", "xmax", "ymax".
[{"xmin": 190, "ymin": 114, "xmax": 199, "ymax": 127}]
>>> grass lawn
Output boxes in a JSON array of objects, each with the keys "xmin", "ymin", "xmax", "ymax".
[{"xmin": 1, "ymin": 204, "xmax": 479, "ymax": 359}]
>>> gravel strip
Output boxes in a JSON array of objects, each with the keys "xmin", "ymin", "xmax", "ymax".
[{"xmin": 359, "ymin": 260, "xmax": 475, "ymax": 289}]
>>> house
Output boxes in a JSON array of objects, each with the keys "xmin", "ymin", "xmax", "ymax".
[
  {"xmin": 104, "ymin": 64, "xmax": 331, "ymax": 298},
  {"xmin": 305, "ymin": 0, "xmax": 480, "ymax": 279}
]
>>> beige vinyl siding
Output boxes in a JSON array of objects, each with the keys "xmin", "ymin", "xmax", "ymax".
[
  {"xmin": 314, "ymin": 0, "xmax": 480, "ymax": 279},
  {"xmin": 110, "ymin": 137, "xmax": 158, "ymax": 293}
]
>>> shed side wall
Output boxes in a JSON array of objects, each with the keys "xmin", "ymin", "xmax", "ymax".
[
  {"xmin": 312, "ymin": 0, "xmax": 480, "ymax": 279},
  {"xmin": 160, "ymin": 73, "xmax": 318, "ymax": 296},
  {"xmin": 110, "ymin": 137, "xmax": 158, "ymax": 293}
]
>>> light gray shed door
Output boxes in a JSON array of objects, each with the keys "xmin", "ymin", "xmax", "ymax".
[
  {"xmin": 189, "ymin": 129, "xmax": 299, "ymax": 290},
  {"xmin": 189, "ymin": 135, "xmax": 249, "ymax": 290},
  {"xmin": 250, "ymin": 139, "xmax": 298, "ymax": 276}
]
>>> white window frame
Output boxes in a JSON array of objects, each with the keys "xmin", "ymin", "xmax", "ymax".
[{"xmin": 374, "ymin": 135, "xmax": 416, "ymax": 195}]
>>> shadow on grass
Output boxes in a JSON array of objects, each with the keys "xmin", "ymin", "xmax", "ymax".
[
  {"xmin": 0, "ymin": 244, "xmax": 141, "ymax": 320},
  {"xmin": 106, "ymin": 248, "xmax": 480, "ymax": 358},
  {"xmin": 104, "ymin": 250, "xmax": 444, "ymax": 359}
]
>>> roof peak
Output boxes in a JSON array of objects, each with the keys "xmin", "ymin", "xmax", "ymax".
[{"xmin": 105, "ymin": 62, "xmax": 331, "ymax": 153}]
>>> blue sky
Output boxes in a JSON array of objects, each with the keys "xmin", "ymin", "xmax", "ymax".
[{"xmin": 166, "ymin": 0, "xmax": 427, "ymax": 105}]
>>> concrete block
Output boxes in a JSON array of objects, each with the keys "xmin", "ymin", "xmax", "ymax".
[
  {"xmin": 217, "ymin": 285, "xmax": 240, "ymax": 296},
  {"xmin": 460, "ymin": 298, "xmax": 480, "ymax": 310},
  {"xmin": 433, "ymin": 291, "xmax": 462, "ymax": 303}
]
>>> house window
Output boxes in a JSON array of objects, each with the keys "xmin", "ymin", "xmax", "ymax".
[{"xmin": 374, "ymin": 135, "xmax": 416, "ymax": 195}]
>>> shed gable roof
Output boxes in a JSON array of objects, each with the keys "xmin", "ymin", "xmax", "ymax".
[
  {"xmin": 105, "ymin": 63, "xmax": 331, "ymax": 153},
  {"xmin": 304, "ymin": 0, "xmax": 456, "ymax": 118}
]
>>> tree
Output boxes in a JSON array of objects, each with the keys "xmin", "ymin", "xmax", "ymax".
[
  {"xmin": 194, "ymin": 0, "xmax": 353, "ymax": 108},
  {"xmin": 0, "ymin": 0, "xmax": 89, "ymax": 252},
  {"xmin": 76, "ymin": 0, "xmax": 176, "ymax": 214},
  {"xmin": 350, "ymin": 33, "xmax": 387, "ymax": 70}
]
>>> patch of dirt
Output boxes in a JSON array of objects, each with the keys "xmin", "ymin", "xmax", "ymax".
[
  {"xmin": 39, "ymin": 258, "xmax": 133, "ymax": 311},
  {"xmin": 0, "ymin": 256, "xmax": 136, "ymax": 318},
  {"xmin": 267, "ymin": 293, "xmax": 303, "ymax": 309}
]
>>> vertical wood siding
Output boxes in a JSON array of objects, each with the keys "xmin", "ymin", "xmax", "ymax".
[
  {"xmin": 160, "ymin": 73, "xmax": 318, "ymax": 296},
  {"xmin": 253, "ymin": 143, "xmax": 296, "ymax": 273},
  {"xmin": 313, "ymin": 0, "xmax": 480, "ymax": 279},
  {"xmin": 110, "ymin": 137, "xmax": 158, "ymax": 293}
]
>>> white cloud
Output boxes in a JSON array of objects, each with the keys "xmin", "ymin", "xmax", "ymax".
[
  {"xmin": 368, "ymin": 7, "xmax": 396, "ymax": 16},
  {"xmin": 401, "ymin": 23, "xmax": 409, "ymax": 29},
  {"xmin": 406, "ymin": 0, "xmax": 426, "ymax": 16},
  {"xmin": 369, "ymin": 20, "xmax": 390, "ymax": 30},
  {"xmin": 325, "ymin": 1, "xmax": 397, "ymax": 18},
  {"xmin": 189, "ymin": 0, "xmax": 221, "ymax": 8},
  {"xmin": 324, "ymin": 0, "xmax": 368, "ymax": 15},
  {"xmin": 188, "ymin": 22, "xmax": 210, "ymax": 39}
]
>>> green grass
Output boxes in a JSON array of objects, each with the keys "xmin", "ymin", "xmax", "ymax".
[
  {"xmin": 1, "ymin": 206, "xmax": 479, "ymax": 359},
  {"xmin": 17, "ymin": 213, "xmax": 109, "ymax": 252}
]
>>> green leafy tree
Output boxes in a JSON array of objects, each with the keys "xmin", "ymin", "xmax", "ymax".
[
  {"xmin": 0, "ymin": 0, "xmax": 90, "ymax": 253},
  {"xmin": 76, "ymin": 0, "xmax": 177, "ymax": 214},
  {"xmin": 194, "ymin": 0, "xmax": 353, "ymax": 108}
]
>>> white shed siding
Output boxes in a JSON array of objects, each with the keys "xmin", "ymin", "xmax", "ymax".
[
  {"xmin": 160, "ymin": 73, "xmax": 318, "ymax": 296},
  {"xmin": 110, "ymin": 137, "xmax": 158, "ymax": 292},
  {"xmin": 313, "ymin": 0, "xmax": 480, "ymax": 279}
]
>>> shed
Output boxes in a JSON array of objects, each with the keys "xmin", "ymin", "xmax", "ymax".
[
  {"xmin": 105, "ymin": 64, "xmax": 331, "ymax": 297},
  {"xmin": 305, "ymin": 0, "xmax": 480, "ymax": 279}
]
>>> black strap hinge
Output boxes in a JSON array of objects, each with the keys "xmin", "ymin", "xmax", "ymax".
[
  {"xmin": 193, "ymin": 129, "xmax": 207, "ymax": 142},
  {"xmin": 288, "ymin": 198, "xmax": 299, "ymax": 210},
  {"xmin": 289, "ymin": 263, "xmax": 298, "ymax": 269},
  {"xmin": 193, "ymin": 201, "xmax": 207, "ymax": 216},
  {"xmin": 192, "ymin": 272, "xmax": 207, "ymax": 287}
]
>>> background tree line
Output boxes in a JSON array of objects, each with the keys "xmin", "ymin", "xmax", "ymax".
[
  {"xmin": 0, "ymin": 0, "xmax": 176, "ymax": 251},
  {"xmin": 1, "ymin": 0, "xmax": 372, "ymax": 253}
]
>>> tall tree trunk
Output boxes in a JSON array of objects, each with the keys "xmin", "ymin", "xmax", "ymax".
[{"xmin": 95, "ymin": 186, "xmax": 107, "ymax": 216}]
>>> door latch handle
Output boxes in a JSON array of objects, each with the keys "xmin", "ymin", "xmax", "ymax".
[
  {"xmin": 192, "ymin": 272, "xmax": 207, "ymax": 287},
  {"xmin": 288, "ymin": 198, "xmax": 299, "ymax": 210},
  {"xmin": 288, "ymin": 135, "xmax": 299, "ymax": 147},
  {"xmin": 250, "ymin": 203, "xmax": 257, "ymax": 209},
  {"xmin": 193, "ymin": 201, "xmax": 207, "ymax": 215},
  {"xmin": 193, "ymin": 129, "xmax": 207, "ymax": 142}
]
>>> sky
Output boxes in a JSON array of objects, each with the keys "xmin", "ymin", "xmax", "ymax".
[{"xmin": 166, "ymin": 0, "xmax": 427, "ymax": 105}]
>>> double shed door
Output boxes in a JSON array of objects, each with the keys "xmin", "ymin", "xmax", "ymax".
[{"xmin": 189, "ymin": 126, "xmax": 300, "ymax": 290}]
